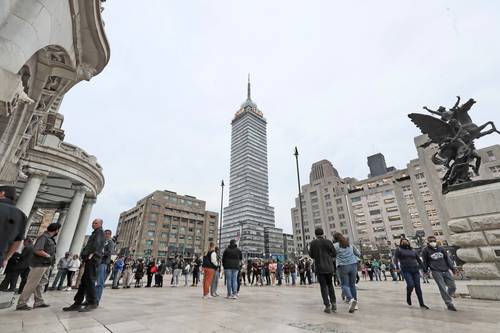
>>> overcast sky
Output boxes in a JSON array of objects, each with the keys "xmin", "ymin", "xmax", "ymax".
[{"xmin": 61, "ymin": 0, "xmax": 500, "ymax": 235}]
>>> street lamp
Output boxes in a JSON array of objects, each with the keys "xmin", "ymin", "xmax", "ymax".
[
  {"xmin": 218, "ymin": 180, "xmax": 225, "ymax": 252},
  {"xmin": 294, "ymin": 147, "xmax": 307, "ymax": 254}
]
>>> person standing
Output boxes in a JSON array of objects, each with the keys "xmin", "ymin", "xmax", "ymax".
[
  {"xmin": 241, "ymin": 261, "xmax": 247, "ymax": 286},
  {"xmin": 371, "ymin": 259, "xmax": 381, "ymax": 282},
  {"xmin": 95, "ymin": 229, "xmax": 114, "ymax": 304},
  {"xmin": 298, "ymin": 260, "xmax": 306, "ymax": 285},
  {"xmin": 333, "ymin": 232, "xmax": 360, "ymax": 314},
  {"xmin": 63, "ymin": 219, "xmax": 105, "ymax": 312},
  {"xmin": 134, "ymin": 258, "xmax": 145, "ymax": 287},
  {"xmin": 112, "ymin": 256, "xmax": 124, "ymax": 289},
  {"xmin": 222, "ymin": 239, "xmax": 242, "ymax": 299},
  {"xmin": 269, "ymin": 260, "xmax": 277, "ymax": 286},
  {"xmin": 0, "ymin": 185, "xmax": 28, "ymax": 270},
  {"xmin": 50, "ymin": 252, "xmax": 71, "ymax": 290},
  {"xmin": 191, "ymin": 255, "xmax": 201, "ymax": 286},
  {"xmin": 284, "ymin": 262, "xmax": 290, "ymax": 285},
  {"xmin": 122, "ymin": 256, "xmax": 134, "ymax": 288},
  {"xmin": 380, "ymin": 261, "xmax": 387, "ymax": 281},
  {"xmin": 393, "ymin": 238, "xmax": 429, "ymax": 310},
  {"xmin": 210, "ymin": 246, "xmax": 221, "ymax": 296},
  {"xmin": 276, "ymin": 260, "xmax": 283, "ymax": 286},
  {"xmin": 422, "ymin": 236, "xmax": 457, "ymax": 311},
  {"xmin": 202, "ymin": 242, "xmax": 218, "ymax": 298},
  {"xmin": 246, "ymin": 259, "xmax": 252, "ymax": 285},
  {"xmin": 16, "ymin": 223, "xmax": 60, "ymax": 310},
  {"xmin": 146, "ymin": 258, "xmax": 156, "ymax": 288},
  {"xmin": 182, "ymin": 260, "xmax": 190, "ymax": 287},
  {"xmin": 290, "ymin": 261, "xmax": 297, "ymax": 286},
  {"xmin": 309, "ymin": 227, "xmax": 337, "ymax": 314},
  {"xmin": 65, "ymin": 254, "xmax": 80, "ymax": 290}
]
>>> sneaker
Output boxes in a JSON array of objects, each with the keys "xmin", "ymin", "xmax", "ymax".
[
  {"xmin": 63, "ymin": 303, "xmax": 81, "ymax": 312},
  {"xmin": 202, "ymin": 295, "xmax": 209, "ymax": 299},
  {"xmin": 16, "ymin": 304, "xmax": 31, "ymax": 311},
  {"xmin": 354, "ymin": 304, "xmax": 359, "ymax": 311},
  {"xmin": 447, "ymin": 304, "xmax": 457, "ymax": 312},
  {"xmin": 324, "ymin": 305, "xmax": 331, "ymax": 314},
  {"xmin": 78, "ymin": 304, "xmax": 97, "ymax": 312},
  {"xmin": 65, "ymin": 287, "xmax": 72, "ymax": 291},
  {"xmin": 33, "ymin": 303, "xmax": 50, "ymax": 309},
  {"xmin": 331, "ymin": 303, "xmax": 337, "ymax": 312},
  {"xmin": 348, "ymin": 299, "xmax": 357, "ymax": 313}
]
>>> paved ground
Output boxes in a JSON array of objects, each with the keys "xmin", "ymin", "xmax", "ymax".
[{"xmin": 0, "ymin": 279, "xmax": 499, "ymax": 333}]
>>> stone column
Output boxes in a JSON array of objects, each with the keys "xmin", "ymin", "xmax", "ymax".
[
  {"xmin": 16, "ymin": 170, "xmax": 48, "ymax": 216},
  {"xmin": 56, "ymin": 208, "xmax": 68, "ymax": 226},
  {"xmin": 444, "ymin": 181, "xmax": 500, "ymax": 300},
  {"xmin": 70, "ymin": 198, "xmax": 96, "ymax": 255},
  {"xmin": 55, "ymin": 186, "xmax": 86, "ymax": 260}
]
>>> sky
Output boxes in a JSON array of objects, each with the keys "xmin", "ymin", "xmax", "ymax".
[{"xmin": 60, "ymin": 0, "xmax": 500, "ymax": 235}]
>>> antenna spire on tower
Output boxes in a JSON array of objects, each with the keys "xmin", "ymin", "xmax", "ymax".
[{"xmin": 247, "ymin": 73, "xmax": 251, "ymax": 100}]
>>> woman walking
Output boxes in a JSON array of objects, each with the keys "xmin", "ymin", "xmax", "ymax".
[
  {"xmin": 393, "ymin": 238, "xmax": 429, "ymax": 309},
  {"xmin": 333, "ymin": 232, "xmax": 360, "ymax": 313}
]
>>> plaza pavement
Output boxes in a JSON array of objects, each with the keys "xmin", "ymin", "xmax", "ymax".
[{"xmin": 0, "ymin": 279, "xmax": 499, "ymax": 333}]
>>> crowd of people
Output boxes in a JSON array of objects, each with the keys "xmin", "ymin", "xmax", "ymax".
[{"xmin": 0, "ymin": 184, "xmax": 460, "ymax": 315}]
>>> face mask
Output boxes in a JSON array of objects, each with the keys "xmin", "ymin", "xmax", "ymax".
[{"xmin": 429, "ymin": 242, "xmax": 437, "ymax": 247}]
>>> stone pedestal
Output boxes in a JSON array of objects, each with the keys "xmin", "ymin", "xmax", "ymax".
[{"xmin": 444, "ymin": 181, "xmax": 500, "ymax": 300}]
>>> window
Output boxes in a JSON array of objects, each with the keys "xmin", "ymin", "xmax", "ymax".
[
  {"xmin": 388, "ymin": 215, "xmax": 401, "ymax": 221},
  {"xmin": 325, "ymin": 201, "xmax": 332, "ymax": 207},
  {"xmin": 487, "ymin": 150, "xmax": 497, "ymax": 161},
  {"xmin": 368, "ymin": 201, "xmax": 378, "ymax": 207},
  {"xmin": 369, "ymin": 209, "xmax": 381, "ymax": 216},
  {"xmin": 383, "ymin": 189, "xmax": 394, "ymax": 196},
  {"xmin": 351, "ymin": 196, "xmax": 361, "ymax": 203},
  {"xmin": 386, "ymin": 206, "xmax": 399, "ymax": 213},
  {"xmin": 337, "ymin": 206, "xmax": 344, "ymax": 212},
  {"xmin": 161, "ymin": 232, "xmax": 168, "ymax": 238},
  {"xmin": 338, "ymin": 213, "xmax": 345, "ymax": 219},
  {"xmin": 145, "ymin": 240, "xmax": 154, "ymax": 246},
  {"xmin": 146, "ymin": 230, "xmax": 155, "ymax": 237},
  {"xmin": 311, "ymin": 198, "xmax": 319, "ymax": 203},
  {"xmin": 328, "ymin": 216, "xmax": 334, "ymax": 221},
  {"xmin": 384, "ymin": 198, "xmax": 395, "ymax": 204},
  {"xmin": 148, "ymin": 221, "xmax": 157, "ymax": 227},
  {"xmin": 390, "ymin": 224, "xmax": 404, "ymax": 231},
  {"xmin": 313, "ymin": 211, "xmax": 320, "ymax": 217},
  {"xmin": 312, "ymin": 204, "xmax": 319, "ymax": 210},
  {"xmin": 326, "ymin": 208, "xmax": 334, "ymax": 214},
  {"xmin": 310, "ymin": 191, "xmax": 317, "ymax": 197},
  {"xmin": 336, "ymin": 198, "xmax": 342, "ymax": 204},
  {"xmin": 324, "ymin": 194, "xmax": 331, "ymax": 200}
]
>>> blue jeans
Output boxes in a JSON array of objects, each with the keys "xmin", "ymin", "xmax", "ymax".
[
  {"xmin": 402, "ymin": 268, "xmax": 424, "ymax": 306},
  {"xmin": 95, "ymin": 263, "xmax": 108, "ymax": 304},
  {"xmin": 337, "ymin": 263, "xmax": 357, "ymax": 301},
  {"xmin": 225, "ymin": 269, "xmax": 238, "ymax": 296},
  {"xmin": 291, "ymin": 272, "xmax": 297, "ymax": 285}
]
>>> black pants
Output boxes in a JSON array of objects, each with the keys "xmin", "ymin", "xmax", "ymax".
[
  {"xmin": 74, "ymin": 259, "xmax": 98, "ymax": 305},
  {"xmin": 67, "ymin": 271, "xmax": 75, "ymax": 287},
  {"xmin": 18, "ymin": 268, "xmax": 30, "ymax": 294},
  {"xmin": 306, "ymin": 271, "xmax": 312, "ymax": 284},
  {"xmin": 146, "ymin": 273, "xmax": 153, "ymax": 287},
  {"xmin": 155, "ymin": 274, "xmax": 162, "ymax": 287},
  {"xmin": 265, "ymin": 273, "xmax": 270, "ymax": 285},
  {"xmin": 192, "ymin": 270, "xmax": 199, "ymax": 285},
  {"xmin": 317, "ymin": 273, "xmax": 336, "ymax": 307},
  {"xmin": 299, "ymin": 272, "xmax": 306, "ymax": 285},
  {"xmin": 251, "ymin": 273, "xmax": 259, "ymax": 285},
  {"xmin": 0, "ymin": 271, "xmax": 20, "ymax": 291},
  {"xmin": 247, "ymin": 271, "xmax": 252, "ymax": 284}
]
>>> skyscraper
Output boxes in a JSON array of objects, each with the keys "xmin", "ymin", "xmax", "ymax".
[
  {"xmin": 221, "ymin": 77, "xmax": 281, "ymax": 258},
  {"xmin": 367, "ymin": 153, "xmax": 388, "ymax": 177}
]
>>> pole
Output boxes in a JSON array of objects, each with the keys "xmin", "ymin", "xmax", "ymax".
[
  {"xmin": 294, "ymin": 147, "xmax": 307, "ymax": 254},
  {"xmin": 218, "ymin": 180, "xmax": 224, "ymax": 252}
]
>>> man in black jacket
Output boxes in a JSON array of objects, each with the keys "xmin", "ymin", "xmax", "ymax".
[
  {"xmin": 16, "ymin": 223, "xmax": 60, "ymax": 310},
  {"xmin": 309, "ymin": 227, "xmax": 337, "ymax": 313},
  {"xmin": 0, "ymin": 185, "xmax": 28, "ymax": 268},
  {"xmin": 63, "ymin": 219, "xmax": 105, "ymax": 312},
  {"xmin": 422, "ymin": 236, "xmax": 457, "ymax": 311},
  {"xmin": 222, "ymin": 239, "xmax": 242, "ymax": 298}
]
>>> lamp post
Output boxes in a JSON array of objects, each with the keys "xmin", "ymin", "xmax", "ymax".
[
  {"xmin": 294, "ymin": 147, "xmax": 307, "ymax": 254},
  {"xmin": 218, "ymin": 180, "xmax": 225, "ymax": 252}
]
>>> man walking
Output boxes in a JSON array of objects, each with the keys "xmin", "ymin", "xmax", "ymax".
[
  {"xmin": 0, "ymin": 185, "xmax": 28, "ymax": 269},
  {"xmin": 95, "ymin": 229, "xmax": 114, "ymax": 303},
  {"xmin": 309, "ymin": 227, "xmax": 337, "ymax": 314},
  {"xmin": 422, "ymin": 236, "xmax": 457, "ymax": 311},
  {"xmin": 63, "ymin": 219, "xmax": 105, "ymax": 312},
  {"xmin": 16, "ymin": 223, "xmax": 60, "ymax": 310},
  {"xmin": 50, "ymin": 252, "xmax": 71, "ymax": 290}
]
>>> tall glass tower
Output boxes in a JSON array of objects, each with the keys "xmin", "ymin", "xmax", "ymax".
[{"xmin": 221, "ymin": 77, "xmax": 277, "ymax": 258}]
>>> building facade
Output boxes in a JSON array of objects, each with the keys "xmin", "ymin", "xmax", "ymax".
[
  {"xmin": 116, "ymin": 190, "xmax": 218, "ymax": 262},
  {"xmin": 291, "ymin": 160, "xmax": 354, "ymax": 253},
  {"xmin": 0, "ymin": 0, "xmax": 110, "ymax": 261},
  {"xmin": 283, "ymin": 233, "xmax": 296, "ymax": 261},
  {"xmin": 221, "ymin": 78, "xmax": 281, "ymax": 258},
  {"xmin": 292, "ymin": 136, "xmax": 500, "ymax": 254}
]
